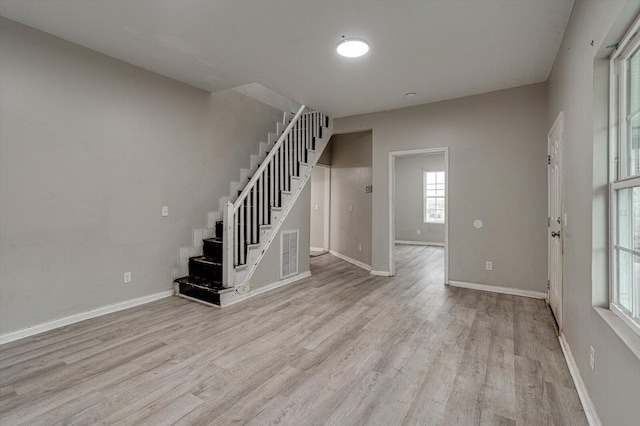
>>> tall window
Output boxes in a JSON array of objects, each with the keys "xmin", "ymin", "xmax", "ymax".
[
  {"xmin": 424, "ymin": 171, "xmax": 445, "ymax": 224},
  {"xmin": 611, "ymin": 24, "xmax": 640, "ymax": 335}
]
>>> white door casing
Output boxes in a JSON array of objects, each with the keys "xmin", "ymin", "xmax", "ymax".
[
  {"xmin": 388, "ymin": 147, "xmax": 449, "ymax": 282},
  {"xmin": 309, "ymin": 165, "xmax": 330, "ymax": 252},
  {"xmin": 548, "ymin": 112, "xmax": 564, "ymax": 329}
]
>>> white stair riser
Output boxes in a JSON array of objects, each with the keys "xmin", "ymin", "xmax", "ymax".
[
  {"xmin": 240, "ymin": 168, "xmax": 250, "ymax": 184},
  {"xmin": 250, "ymin": 155, "xmax": 259, "ymax": 172},
  {"xmin": 207, "ymin": 211, "xmax": 221, "ymax": 229},
  {"xmin": 229, "ymin": 181, "xmax": 241, "ymax": 197},
  {"xmin": 193, "ymin": 228, "xmax": 215, "ymax": 247},
  {"xmin": 259, "ymin": 141, "xmax": 269, "ymax": 157}
]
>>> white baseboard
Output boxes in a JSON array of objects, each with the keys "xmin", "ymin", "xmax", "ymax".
[
  {"xmin": 329, "ymin": 250, "xmax": 372, "ymax": 271},
  {"xmin": 395, "ymin": 240, "xmax": 444, "ymax": 247},
  {"xmin": 370, "ymin": 270, "xmax": 392, "ymax": 277},
  {"xmin": 310, "ymin": 246, "xmax": 326, "ymax": 252},
  {"xmin": 0, "ymin": 290, "xmax": 174, "ymax": 345},
  {"xmin": 558, "ymin": 333, "xmax": 601, "ymax": 426},
  {"xmin": 448, "ymin": 280, "xmax": 547, "ymax": 300},
  {"xmin": 222, "ymin": 271, "xmax": 312, "ymax": 307}
]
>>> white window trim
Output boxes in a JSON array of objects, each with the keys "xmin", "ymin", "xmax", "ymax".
[
  {"xmin": 609, "ymin": 15, "xmax": 640, "ymax": 337},
  {"xmin": 609, "ymin": 176, "xmax": 640, "ymax": 337},
  {"xmin": 423, "ymin": 170, "xmax": 445, "ymax": 224}
]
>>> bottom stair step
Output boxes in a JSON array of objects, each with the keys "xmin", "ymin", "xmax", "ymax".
[{"xmin": 174, "ymin": 276, "xmax": 232, "ymax": 306}]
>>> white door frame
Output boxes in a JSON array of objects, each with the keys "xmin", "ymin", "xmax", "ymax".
[
  {"xmin": 315, "ymin": 164, "xmax": 331, "ymax": 252},
  {"xmin": 309, "ymin": 164, "xmax": 331, "ymax": 251},
  {"xmin": 548, "ymin": 112, "xmax": 564, "ymax": 330},
  {"xmin": 388, "ymin": 147, "xmax": 449, "ymax": 282}
]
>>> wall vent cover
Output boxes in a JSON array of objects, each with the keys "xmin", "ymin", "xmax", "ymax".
[{"xmin": 281, "ymin": 230, "xmax": 299, "ymax": 279}]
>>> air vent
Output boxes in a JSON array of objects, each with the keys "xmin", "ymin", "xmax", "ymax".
[{"xmin": 281, "ymin": 230, "xmax": 299, "ymax": 279}]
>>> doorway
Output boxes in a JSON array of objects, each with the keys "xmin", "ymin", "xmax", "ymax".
[
  {"xmin": 310, "ymin": 164, "xmax": 330, "ymax": 256},
  {"xmin": 548, "ymin": 112, "xmax": 564, "ymax": 329},
  {"xmin": 389, "ymin": 148, "xmax": 449, "ymax": 282}
]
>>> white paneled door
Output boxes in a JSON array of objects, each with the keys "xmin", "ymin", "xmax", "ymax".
[{"xmin": 548, "ymin": 112, "xmax": 564, "ymax": 329}]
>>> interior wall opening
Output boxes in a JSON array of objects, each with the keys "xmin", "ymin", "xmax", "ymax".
[{"xmin": 390, "ymin": 148, "xmax": 449, "ymax": 284}]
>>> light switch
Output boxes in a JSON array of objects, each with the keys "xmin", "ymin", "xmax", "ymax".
[{"xmin": 162, "ymin": 206, "xmax": 169, "ymax": 217}]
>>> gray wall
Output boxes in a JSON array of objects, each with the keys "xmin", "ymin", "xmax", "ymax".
[
  {"xmin": 0, "ymin": 18, "xmax": 284, "ymax": 334},
  {"xmin": 395, "ymin": 154, "xmax": 445, "ymax": 244},
  {"xmin": 335, "ymin": 83, "xmax": 548, "ymax": 292},
  {"xmin": 329, "ymin": 132, "xmax": 372, "ymax": 267},
  {"xmin": 250, "ymin": 183, "xmax": 311, "ymax": 290},
  {"xmin": 547, "ymin": 1, "xmax": 640, "ymax": 424},
  {"xmin": 317, "ymin": 139, "xmax": 332, "ymax": 166},
  {"xmin": 310, "ymin": 166, "xmax": 328, "ymax": 250}
]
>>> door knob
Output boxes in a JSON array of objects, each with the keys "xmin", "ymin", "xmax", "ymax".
[{"xmin": 551, "ymin": 231, "xmax": 561, "ymax": 238}]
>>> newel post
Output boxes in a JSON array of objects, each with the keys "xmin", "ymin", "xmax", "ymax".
[{"xmin": 222, "ymin": 201, "xmax": 235, "ymax": 288}]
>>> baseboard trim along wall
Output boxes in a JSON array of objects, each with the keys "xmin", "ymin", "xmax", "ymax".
[
  {"xmin": 310, "ymin": 246, "xmax": 325, "ymax": 252},
  {"xmin": 0, "ymin": 290, "xmax": 174, "ymax": 345},
  {"xmin": 448, "ymin": 280, "xmax": 547, "ymax": 300},
  {"xmin": 558, "ymin": 333, "xmax": 602, "ymax": 426},
  {"xmin": 370, "ymin": 270, "xmax": 392, "ymax": 277},
  {"xmin": 222, "ymin": 271, "xmax": 312, "ymax": 307},
  {"xmin": 329, "ymin": 250, "xmax": 372, "ymax": 272},
  {"xmin": 395, "ymin": 240, "xmax": 445, "ymax": 247}
]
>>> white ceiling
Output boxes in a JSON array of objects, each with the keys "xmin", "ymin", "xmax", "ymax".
[{"xmin": 0, "ymin": 0, "xmax": 574, "ymax": 118}]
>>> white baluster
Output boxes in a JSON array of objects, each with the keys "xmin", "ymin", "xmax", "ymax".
[
  {"xmin": 279, "ymin": 144, "xmax": 284, "ymax": 194},
  {"xmin": 234, "ymin": 207, "xmax": 239, "ymax": 266},
  {"xmin": 309, "ymin": 113, "xmax": 312, "ymax": 159},
  {"xmin": 269, "ymin": 159, "xmax": 274, "ymax": 209},
  {"xmin": 246, "ymin": 190, "xmax": 252, "ymax": 246},
  {"xmin": 239, "ymin": 200, "xmax": 245, "ymax": 265},
  {"xmin": 222, "ymin": 201, "xmax": 234, "ymax": 287},
  {"xmin": 298, "ymin": 118, "xmax": 302, "ymax": 172},
  {"xmin": 294, "ymin": 121, "xmax": 298, "ymax": 176},
  {"xmin": 274, "ymin": 150, "xmax": 279, "ymax": 206},
  {"xmin": 258, "ymin": 174, "xmax": 263, "ymax": 225}
]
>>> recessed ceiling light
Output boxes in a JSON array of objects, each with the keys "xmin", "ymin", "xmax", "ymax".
[
  {"xmin": 405, "ymin": 92, "xmax": 416, "ymax": 98},
  {"xmin": 336, "ymin": 37, "xmax": 369, "ymax": 58}
]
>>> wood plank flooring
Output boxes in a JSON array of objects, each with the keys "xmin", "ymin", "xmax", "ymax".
[{"xmin": 0, "ymin": 245, "xmax": 587, "ymax": 425}]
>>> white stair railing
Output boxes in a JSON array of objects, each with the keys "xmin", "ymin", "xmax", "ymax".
[{"xmin": 222, "ymin": 105, "xmax": 328, "ymax": 287}]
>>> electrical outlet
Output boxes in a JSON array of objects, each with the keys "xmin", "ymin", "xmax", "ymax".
[
  {"xmin": 124, "ymin": 272, "xmax": 132, "ymax": 284},
  {"xmin": 417, "ymin": 229, "xmax": 421, "ymax": 235},
  {"xmin": 358, "ymin": 244, "xmax": 362, "ymax": 251},
  {"xmin": 485, "ymin": 261, "xmax": 493, "ymax": 271},
  {"xmin": 314, "ymin": 204, "xmax": 319, "ymax": 211},
  {"xmin": 590, "ymin": 346, "xmax": 595, "ymax": 370},
  {"xmin": 162, "ymin": 206, "xmax": 169, "ymax": 217}
]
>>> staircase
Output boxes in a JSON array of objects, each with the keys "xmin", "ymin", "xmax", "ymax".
[{"xmin": 174, "ymin": 105, "xmax": 332, "ymax": 307}]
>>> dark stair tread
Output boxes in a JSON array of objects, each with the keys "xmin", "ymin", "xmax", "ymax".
[
  {"xmin": 189, "ymin": 256, "xmax": 222, "ymax": 265},
  {"xmin": 174, "ymin": 276, "xmax": 224, "ymax": 291},
  {"xmin": 203, "ymin": 237, "xmax": 223, "ymax": 243}
]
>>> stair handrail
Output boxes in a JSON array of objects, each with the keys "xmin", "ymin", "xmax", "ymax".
[
  {"xmin": 222, "ymin": 104, "xmax": 307, "ymax": 287},
  {"xmin": 232, "ymin": 104, "xmax": 307, "ymax": 213}
]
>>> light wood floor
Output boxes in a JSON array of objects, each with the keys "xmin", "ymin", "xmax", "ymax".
[{"xmin": 0, "ymin": 245, "xmax": 587, "ymax": 425}]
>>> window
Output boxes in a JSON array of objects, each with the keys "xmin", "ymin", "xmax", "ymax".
[
  {"xmin": 424, "ymin": 171, "xmax": 445, "ymax": 224},
  {"xmin": 610, "ymin": 23, "xmax": 640, "ymax": 335}
]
